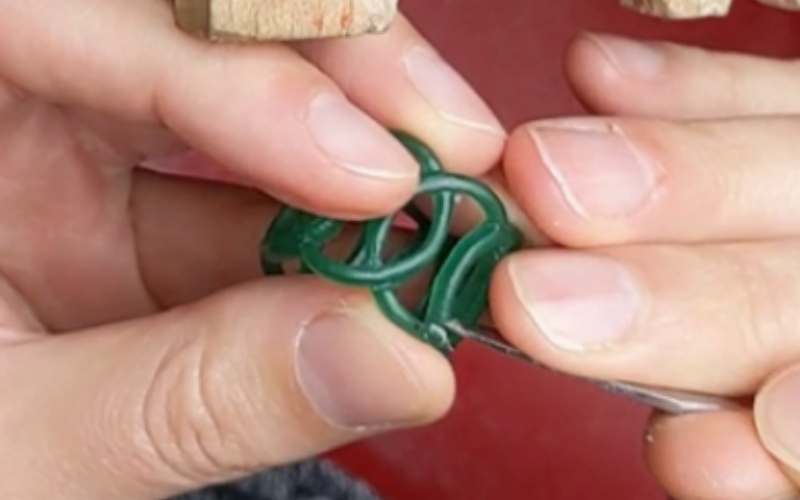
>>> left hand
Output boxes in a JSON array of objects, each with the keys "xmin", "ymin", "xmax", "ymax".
[
  {"xmin": 490, "ymin": 33, "xmax": 800, "ymax": 499},
  {"xmin": 0, "ymin": 3, "xmax": 502, "ymax": 498}
]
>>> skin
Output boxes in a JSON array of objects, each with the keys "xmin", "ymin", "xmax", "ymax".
[
  {"xmin": 0, "ymin": 1, "xmax": 503, "ymax": 498},
  {"xmin": 1, "ymin": 2, "xmax": 797, "ymax": 500},
  {"xmin": 492, "ymin": 34, "xmax": 800, "ymax": 499}
]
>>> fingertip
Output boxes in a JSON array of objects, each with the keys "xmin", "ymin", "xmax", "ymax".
[
  {"xmin": 155, "ymin": 43, "xmax": 420, "ymax": 220},
  {"xmin": 563, "ymin": 33, "xmax": 622, "ymax": 113},
  {"xmin": 564, "ymin": 32, "xmax": 671, "ymax": 116},
  {"xmin": 755, "ymin": 365, "xmax": 800, "ymax": 484},
  {"xmin": 299, "ymin": 15, "xmax": 506, "ymax": 178},
  {"xmin": 335, "ymin": 303, "xmax": 457, "ymax": 427},
  {"xmin": 488, "ymin": 254, "xmax": 552, "ymax": 359},
  {"xmin": 645, "ymin": 411, "xmax": 796, "ymax": 500},
  {"xmin": 505, "ymin": 118, "xmax": 681, "ymax": 248},
  {"xmin": 413, "ymin": 117, "xmax": 506, "ymax": 177},
  {"xmin": 563, "ymin": 33, "xmax": 632, "ymax": 115},
  {"xmin": 384, "ymin": 17, "xmax": 508, "ymax": 177},
  {"xmin": 398, "ymin": 36, "xmax": 507, "ymax": 176},
  {"xmin": 503, "ymin": 125, "xmax": 601, "ymax": 247},
  {"xmin": 490, "ymin": 248, "xmax": 645, "ymax": 372},
  {"xmin": 502, "ymin": 126, "xmax": 554, "ymax": 229},
  {"xmin": 395, "ymin": 330, "xmax": 457, "ymax": 423}
]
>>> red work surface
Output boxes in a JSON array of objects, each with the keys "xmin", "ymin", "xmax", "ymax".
[{"xmin": 328, "ymin": 2, "xmax": 800, "ymax": 500}]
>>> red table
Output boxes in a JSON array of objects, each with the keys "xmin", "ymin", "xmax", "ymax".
[{"xmin": 329, "ymin": 2, "xmax": 800, "ymax": 499}]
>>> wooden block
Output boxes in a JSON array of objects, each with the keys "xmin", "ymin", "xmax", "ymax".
[
  {"xmin": 618, "ymin": 0, "xmax": 734, "ymax": 18},
  {"xmin": 174, "ymin": 0, "xmax": 399, "ymax": 41},
  {"xmin": 620, "ymin": 0, "xmax": 800, "ymax": 17},
  {"xmin": 753, "ymin": 0, "xmax": 800, "ymax": 10}
]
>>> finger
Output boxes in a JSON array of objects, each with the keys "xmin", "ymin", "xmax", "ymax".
[
  {"xmin": 0, "ymin": 278, "xmax": 454, "ymax": 499},
  {"xmin": 645, "ymin": 410, "xmax": 797, "ymax": 500},
  {"xmin": 490, "ymin": 242, "xmax": 800, "ymax": 395},
  {"xmin": 131, "ymin": 171, "xmax": 275, "ymax": 308},
  {"xmin": 39, "ymin": 168, "xmax": 424, "ymax": 332},
  {"xmin": 129, "ymin": 170, "xmax": 524, "ymax": 314},
  {"xmin": 296, "ymin": 15, "xmax": 506, "ymax": 177},
  {"xmin": 756, "ymin": 363, "xmax": 800, "ymax": 487},
  {"xmin": 504, "ymin": 116, "xmax": 800, "ymax": 247},
  {"xmin": 565, "ymin": 32, "xmax": 800, "ymax": 120},
  {"xmin": 0, "ymin": 0, "xmax": 420, "ymax": 218},
  {"xmin": 131, "ymin": 170, "xmax": 415, "ymax": 310}
]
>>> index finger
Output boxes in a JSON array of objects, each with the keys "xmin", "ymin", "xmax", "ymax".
[
  {"xmin": 296, "ymin": 15, "xmax": 507, "ymax": 177},
  {"xmin": 0, "ymin": 0, "xmax": 423, "ymax": 219}
]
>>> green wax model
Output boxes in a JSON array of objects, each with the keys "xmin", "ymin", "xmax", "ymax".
[{"xmin": 260, "ymin": 131, "xmax": 523, "ymax": 353}]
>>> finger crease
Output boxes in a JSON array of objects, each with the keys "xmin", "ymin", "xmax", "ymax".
[{"xmin": 128, "ymin": 173, "xmax": 169, "ymax": 312}]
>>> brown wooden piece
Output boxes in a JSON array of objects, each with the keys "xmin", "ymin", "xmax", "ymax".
[
  {"xmin": 174, "ymin": 0, "xmax": 399, "ymax": 41},
  {"xmin": 619, "ymin": 0, "xmax": 733, "ymax": 18},
  {"xmin": 753, "ymin": 0, "xmax": 800, "ymax": 10},
  {"xmin": 619, "ymin": 0, "xmax": 799, "ymax": 18}
]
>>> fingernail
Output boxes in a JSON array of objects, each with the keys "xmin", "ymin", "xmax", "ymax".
[
  {"xmin": 588, "ymin": 34, "xmax": 665, "ymax": 79},
  {"xmin": 306, "ymin": 93, "xmax": 417, "ymax": 181},
  {"xmin": 296, "ymin": 308, "xmax": 424, "ymax": 429},
  {"xmin": 403, "ymin": 45, "xmax": 505, "ymax": 136},
  {"xmin": 508, "ymin": 252, "xmax": 644, "ymax": 351},
  {"xmin": 755, "ymin": 365, "xmax": 800, "ymax": 473},
  {"xmin": 530, "ymin": 120, "xmax": 662, "ymax": 219}
]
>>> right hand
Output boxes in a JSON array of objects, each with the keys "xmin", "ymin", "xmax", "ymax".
[{"xmin": 490, "ymin": 33, "xmax": 800, "ymax": 500}]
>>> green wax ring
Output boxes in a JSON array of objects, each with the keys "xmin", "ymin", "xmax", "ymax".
[{"xmin": 259, "ymin": 131, "xmax": 522, "ymax": 354}]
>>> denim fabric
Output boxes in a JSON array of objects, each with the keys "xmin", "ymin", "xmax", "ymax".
[{"xmin": 173, "ymin": 460, "xmax": 381, "ymax": 500}]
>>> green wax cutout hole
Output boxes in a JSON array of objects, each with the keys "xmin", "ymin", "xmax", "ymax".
[{"xmin": 259, "ymin": 131, "xmax": 523, "ymax": 354}]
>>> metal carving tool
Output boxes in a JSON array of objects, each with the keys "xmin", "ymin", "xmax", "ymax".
[{"xmin": 442, "ymin": 321, "xmax": 745, "ymax": 415}]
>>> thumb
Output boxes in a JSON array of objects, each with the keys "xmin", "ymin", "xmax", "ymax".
[
  {"xmin": 755, "ymin": 363, "xmax": 800, "ymax": 487},
  {"xmin": 0, "ymin": 278, "xmax": 454, "ymax": 499}
]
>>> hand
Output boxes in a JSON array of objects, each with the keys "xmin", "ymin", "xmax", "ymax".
[
  {"xmin": 490, "ymin": 33, "xmax": 800, "ymax": 499},
  {"xmin": 0, "ymin": 2, "xmax": 506, "ymax": 498}
]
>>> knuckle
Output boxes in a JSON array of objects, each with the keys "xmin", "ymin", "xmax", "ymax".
[
  {"xmin": 719, "ymin": 58, "xmax": 749, "ymax": 111},
  {"xmin": 134, "ymin": 314, "xmax": 260, "ymax": 485},
  {"xmin": 687, "ymin": 123, "xmax": 759, "ymax": 232},
  {"xmin": 727, "ymin": 248, "xmax": 799, "ymax": 385}
]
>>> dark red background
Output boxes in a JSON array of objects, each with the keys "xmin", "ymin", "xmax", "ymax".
[{"xmin": 329, "ymin": 2, "xmax": 800, "ymax": 499}]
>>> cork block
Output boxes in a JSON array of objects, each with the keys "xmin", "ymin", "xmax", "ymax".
[
  {"xmin": 753, "ymin": 0, "xmax": 800, "ymax": 10},
  {"xmin": 619, "ymin": 0, "xmax": 733, "ymax": 18},
  {"xmin": 174, "ymin": 0, "xmax": 399, "ymax": 41},
  {"xmin": 619, "ymin": 0, "xmax": 800, "ymax": 18}
]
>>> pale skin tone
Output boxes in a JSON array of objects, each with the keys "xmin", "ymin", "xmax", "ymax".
[{"xmin": 0, "ymin": 1, "xmax": 797, "ymax": 499}]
